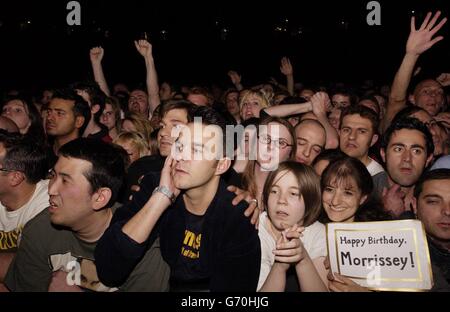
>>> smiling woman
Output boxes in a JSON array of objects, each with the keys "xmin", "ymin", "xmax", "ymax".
[{"xmin": 320, "ymin": 156, "xmax": 390, "ymax": 223}]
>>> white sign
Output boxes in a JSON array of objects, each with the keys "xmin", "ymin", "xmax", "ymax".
[{"xmin": 326, "ymin": 220, "xmax": 433, "ymax": 291}]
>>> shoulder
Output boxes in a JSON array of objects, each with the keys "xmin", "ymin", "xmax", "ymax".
[
  {"xmin": 303, "ymin": 221, "xmax": 326, "ymax": 239},
  {"xmin": 215, "ymin": 182, "xmax": 249, "ymax": 217},
  {"xmin": 302, "ymin": 221, "xmax": 327, "ymax": 258}
]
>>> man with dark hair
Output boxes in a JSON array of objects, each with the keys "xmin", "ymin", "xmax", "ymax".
[
  {"xmin": 339, "ymin": 105, "xmax": 384, "ymax": 177},
  {"xmin": 96, "ymin": 106, "xmax": 261, "ymax": 291},
  {"xmin": 121, "ymin": 100, "xmax": 196, "ymax": 201},
  {"xmin": 72, "ymin": 81, "xmax": 111, "ymax": 143},
  {"xmin": 0, "ymin": 131, "xmax": 49, "ymax": 287},
  {"xmin": 46, "ymin": 88, "xmax": 91, "ymax": 156},
  {"xmin": 412, "ymin": 169, "xmax": 450, "ymax": 289},
  {"xmin": 4, "ymin": 138, "xmax": 169, "ymax": 291},
  {"xmin": 375, "ymin": 117, "xmax": 434, "ymax": 218}
]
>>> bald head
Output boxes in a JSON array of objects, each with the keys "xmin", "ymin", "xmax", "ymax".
[{"xmin": 0, "ymin": 116, "xmax": 19, "ymax": 133}]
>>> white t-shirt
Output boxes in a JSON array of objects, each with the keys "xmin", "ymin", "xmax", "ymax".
[
  {"xmin": 366, "ymin": 158, "xmax": 385, "ymax": 177},
  {"xmin": 0, "ymin": 179, "xmax": 49, "ymax": 252},
  {"xmin": 257, "ymin": 211, "xmax": 327, "ymax": 290}
]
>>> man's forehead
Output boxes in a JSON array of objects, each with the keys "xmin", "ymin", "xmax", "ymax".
[
  {"xmin": 389, "ymin": 129, "xmax": 426, "ymax": 145},
  {"xmin": 342, "ymin": 114, "xmax": 372, "ymax": 127},
  {"xmin": 415, "ymin": 79, "xmax": 442, "ymax": 91},
  {"xmin": 55, "ymin": 156, "xmax": 92, "ymax": 173},
  {"xmin": 49, "ymin": 98, "xmax": 74, "ymax": 110},
  {"xmin": 162, "ymin": 108, "xmax": 188, "ymax": 121},
  {"xmin": 421, "ymin": 179, "xmax": 450, "ymax": 196}
]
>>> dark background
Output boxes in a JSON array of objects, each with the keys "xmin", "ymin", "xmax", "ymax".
[{"xmin": 0, "ymin": 0, "xmax": 448, "ymax": 94}]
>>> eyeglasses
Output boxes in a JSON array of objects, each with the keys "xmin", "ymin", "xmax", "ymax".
[
  {"xmin": 258, "ymin": 135, "xmax": 293, "ymax": 149},
  {"xmin": 0, "ymin": 167, "xmax": 19, "ymax": 173}
]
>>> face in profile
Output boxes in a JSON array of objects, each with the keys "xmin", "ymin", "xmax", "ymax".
[
  {"xmin": 46, "ymin": 98, "xmax": 79, "ymax": 137},
  {"xmin": 267, "ymin": 170, "xmax": 306, "ymax": 231},
  {"xmin": 171, "ymin": 123, "xmax": 228, "ymax": 190},
  {"xmin": 157, "ymin": 108, "xmax": 189, "ymax": 157},
  {"xmin": 48, "ymin": 156, "xmax": 97, "ymax": 228},
  {"xmin": 1, "ymin": 100, "xmax": 31, "ymax": 134}
]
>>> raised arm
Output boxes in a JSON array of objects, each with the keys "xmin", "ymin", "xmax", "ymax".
[
  {"xmin": 382, "ymin": 11, "xmax": 447, "ymax": 131},
  {"xmin": 228, "ymin": 70, "xmax": 244, "ymax": 91},
  {"xmin": 280, "ymin": 57, "xmax": 294, "ymax": 96},
  {"xmin": 263, "ymin": 101, "xmax": 312, "ymax": 117},
  {"xmin": 135, "ymin": 39, "xmax": 161, "ymax": 116},
  {"xmin": 90, "ymin": 47, "xmax": 111, "ymax": 96},
  {"xmin": 311, "ymin": 92, "xmax": 339, "ymax": 149}
]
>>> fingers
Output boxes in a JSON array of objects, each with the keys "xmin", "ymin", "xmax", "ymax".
[
  {"xmin": 430, "ymin": 17, "xmax": 447, "ymax": 36},
  {"xmin": 328, "ymin": 280, "xmax": 346, "ymax": 292},
  {"xmin": 227, "ymin": 185, "xmax": 237, "ymax": 193},
  {"xmin": 410, "ymin": 16, "xmax": 416, "ymax": 32},
  {"xmin": 426, "ymin": 11, "xmax": 441, "ymax": 30},
  {"xmin": 276, "ymin": 237, "xmax": 301, "ymax": 250},
  {"xmin": 231, "ymin": 192, "xmax": 245, "ymax": 206},
  {"xmin": 250, "ymin": 206, "xmax": 260, "ymax": 225},
  {"xmin": 244, "ymin": 201, "xmax": 257, "ymax": 217},
  {"xmin": 130, "ymin": 184, "xmax": 140, "ymax": 193},
  {"xmin": 429, "ymin": 36, "xmax": 444, "ymax": 48},
  {"xmin": 419, "ymin": 12, "xmax": 432, "ymax": 31}
]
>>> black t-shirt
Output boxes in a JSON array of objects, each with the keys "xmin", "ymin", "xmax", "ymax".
[{"xmin": 170, "ymin": 209, "xmax": 209, "ymax": 291}]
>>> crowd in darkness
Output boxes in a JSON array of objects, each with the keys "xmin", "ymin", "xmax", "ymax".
[{"xmin": 0, "ymin": 7, "xmax": 449, "ymax": 292}]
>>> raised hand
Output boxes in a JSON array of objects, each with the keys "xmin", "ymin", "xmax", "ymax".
[
  {"xmin": 406, "ymin": 11, "xmax": 447, "ymax": 56},
  {"xmin": 89, "ymin": 46, "xmax": 104, "ymax": 64},
  {"xmin": 228, "ymin": 70, "xmax": 242, "ymax": 86},
  {"xmin": 437, "ymin": 73, "xmax": 450, "ymax": 87},
  {"xmin": 159, "ymin": 154, "xmax": 181, "ymax": 200},
  {"xmin": 311, "ymin": 92, "xmax": 332, "ymax": 116},
  {"xmin": 280, "ymin": 57, "xmax": 293, "ymax": 76},
  {"xmin": 134, "ymin": 39, "xmax": 153, "ymax": 59}
]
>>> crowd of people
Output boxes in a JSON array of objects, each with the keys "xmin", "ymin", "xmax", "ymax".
[{"xmin": 0, "ymin": 11, "xmax": 449, "ymax": 292}]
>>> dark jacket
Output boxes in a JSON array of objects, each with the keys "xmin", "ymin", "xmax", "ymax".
[{"xmin": 95, "ymin": 172, "xmax": 261, "ymax": 292}]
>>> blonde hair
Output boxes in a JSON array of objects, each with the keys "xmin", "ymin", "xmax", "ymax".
[
  {"xmin": 239, "ymin": 89, "xmax": 270, "ymax": 114},
  {"xmin": 113, "ymin": 131, "xmax": 150, "ymax": 159},
  {"xmin": 121, "ymin": 112, "xmax": 153, "ymax": 142}
]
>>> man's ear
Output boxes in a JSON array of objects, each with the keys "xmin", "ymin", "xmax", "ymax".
[
  {"xmin": 9, "ymin": 171, "xmax": 25, "ymax": 187},
  {"xmin": 380, "ymin": 148, "xmax": 386, "ymax": 163},
  {"xmin": 370, "ymin": 134, "xmax": 379, "ymax": 147},
  {"xmin": 91, "ymin": 104, "xmax": 100, "ymax": 115},
  {"xmin": 215, "ymin": 158, "xmax": 231, "ymax": 176},
  {"xmin": 408, "ymin": 94, "xmax": 416, "ymax": 105},
  {"xmin": 75, "ymin": 116, "xmax": 85, "ymax": 129},
  {"xmin": 92, "ymin": 187, "xmax": 112, "ymax": 211}
]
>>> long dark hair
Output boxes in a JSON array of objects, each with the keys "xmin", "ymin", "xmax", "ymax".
[{"xmin": 320, "ymin": 156, "xmax": 391, "ymax": 223}]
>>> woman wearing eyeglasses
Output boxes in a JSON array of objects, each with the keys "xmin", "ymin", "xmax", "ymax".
[{"xmin": 241, "ymin": 117, "xmax": 296, "ymax": 208}]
